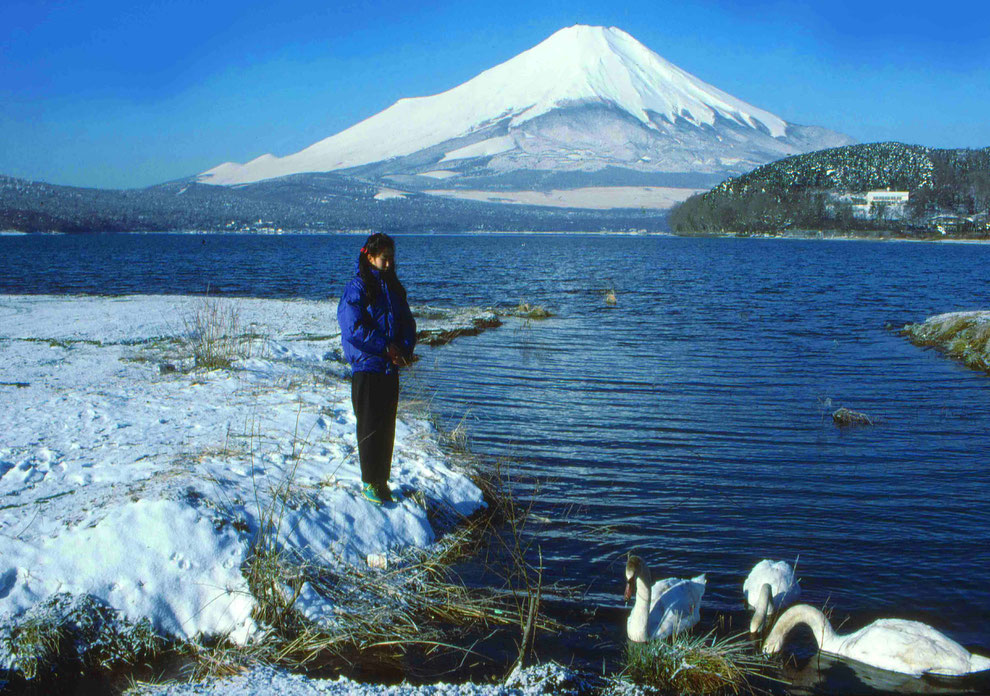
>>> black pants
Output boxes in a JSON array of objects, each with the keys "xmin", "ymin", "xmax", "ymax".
[{"xmin": 351, "ymin": 371, "xmax": 399, "ymax": 486}]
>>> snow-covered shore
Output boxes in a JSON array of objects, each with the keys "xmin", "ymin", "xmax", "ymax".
[
  {"xmin": 0, "ymin": 294, "xmax": 496, "ymax": 676},
  {"xmin": 129, "ymin": 662, "xmax": 595, "ymax": 696}
]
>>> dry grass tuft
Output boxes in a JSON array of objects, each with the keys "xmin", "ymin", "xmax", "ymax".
[
  {"xmin": 182, "ymin": 296, "xmax": 262, "ymax": 370},
  {"xmin": 178, "ymin": 507, "xmax": 525, "ymax": 682},
  {"xmin": 2, "ymin": 594, "xmax": 164, "ymax": 680},
  {"xmin": 622, "ymin": 629, "xmax": 765, "ymax": 695},
  {"xmin": 4, "ymin": 612, "xmax": 63, "ymax": 680},
  {"xmin": 176, "ymin": 640, "xmax": 252, "ymax": 682},
  {"xmin": 233, "ymin": 530, "xmax": 523, "ymax": 678}
]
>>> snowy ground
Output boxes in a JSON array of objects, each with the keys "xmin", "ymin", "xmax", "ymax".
[
  {"xmin": 422, "ymin": 186, "xmax": 704, "ymax": 210},
  {"xmin": 128, "ymin": 662, "xmax": 603, "ymax": 696},
  {"xmin": 0, "ymin": 294, "xmax": 502, "ymax": 674}
]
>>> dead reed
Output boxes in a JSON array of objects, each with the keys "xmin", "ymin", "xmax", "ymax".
[{"xmin": 228, "ymin": 522, "xmax": 526, "ymax": 680}]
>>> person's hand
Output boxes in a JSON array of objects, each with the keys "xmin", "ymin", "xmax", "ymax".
[{"xmin": 386, "ymin": 343, "xmax": 410, "ymax": 367}]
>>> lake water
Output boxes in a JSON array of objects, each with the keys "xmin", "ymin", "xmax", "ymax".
[{"xmin": 3, "ymin": 232, "xmax": 989, "ymax": 694}]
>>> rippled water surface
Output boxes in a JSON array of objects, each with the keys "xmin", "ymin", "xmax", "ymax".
[{"xmin": 3, "ymin": 232, "xmax": 989, "ymax": 693}]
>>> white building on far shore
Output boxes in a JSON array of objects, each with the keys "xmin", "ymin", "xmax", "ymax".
[
  {"xmin": 832, "ymin": 189, "xmax": 910, "ymax": 219},
  {"xmin": 865, "ymin": 190, "xmax": 910, "ymax": 206}
]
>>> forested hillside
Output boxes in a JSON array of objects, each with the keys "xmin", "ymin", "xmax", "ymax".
[
  {"xmin": 669, "ymin": 143, "xmax": 990, "ymax": 237},
  {"xmin": 0, "ymin": 173, "xmax": 666, "ymax": 234}
]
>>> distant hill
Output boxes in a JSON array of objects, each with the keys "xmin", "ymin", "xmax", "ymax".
[
  {"xmin": 669, "ymin": 142, "xmax": 990, "ymax": 238},
  {"xmin": 0, "ymin": 172, "xmax": 668, "ymax": 234}
]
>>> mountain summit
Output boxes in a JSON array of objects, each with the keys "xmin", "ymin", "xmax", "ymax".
[{"xmin": 199, "ymin": 25, "xmax": 852, "ymax": 208}]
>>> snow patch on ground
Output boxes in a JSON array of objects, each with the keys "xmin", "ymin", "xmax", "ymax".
[
  {"xmin": 0, "ymin": 295, "xmax": 491, "ymax": 670},
  {"xmin": 418, "ymin": 170, "xmax": 460, "ymax": 179},
  {"xmin": 439, "ymin": 136, "xmax": 516, "ymax": 163},
  {"xmin": 130, "ymin": 661, "xmax": 591, "ymax": 695},
  {"xmin": 374, "ymin": 188, "xmax": 409, "ymax": 200},
  {"xmin": 423, "ymin": 186, "xmax": 704, "ymax": 210}
]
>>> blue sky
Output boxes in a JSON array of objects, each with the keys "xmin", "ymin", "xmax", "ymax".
[{"xmin": 2, "ymin": 0, "xmax": 988, "ymax": 189}]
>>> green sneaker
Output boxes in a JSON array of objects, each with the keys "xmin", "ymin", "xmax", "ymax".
[
  {"xmin": 362, "ymin": 482, "xmax": 384, "ymax": 505},
  {"xmin": 378, "ymin": 482, "xmax": 394, "ymax": 503}
]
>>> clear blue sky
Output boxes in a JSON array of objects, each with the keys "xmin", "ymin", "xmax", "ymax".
[{"xmin": 2, "ymin": 0, "xmax": 988, "ymax": 189}]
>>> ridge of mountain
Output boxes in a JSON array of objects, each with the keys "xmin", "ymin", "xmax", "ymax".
[{"xmin": 198, "ymin": 25, "xmax": 853, "ymax": 199}]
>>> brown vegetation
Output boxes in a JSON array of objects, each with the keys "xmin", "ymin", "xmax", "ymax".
[{"xmin": 903, "ymin": 311, "xmax": 990, "ymax": 373}]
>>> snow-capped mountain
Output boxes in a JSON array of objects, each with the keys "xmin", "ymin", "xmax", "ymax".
[{"xmin": 199, "ymin": 25, "xmax": 853, "ymax": 208}]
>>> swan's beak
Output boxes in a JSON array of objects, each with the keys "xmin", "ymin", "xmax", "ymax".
[{"xmin": 623, "ymin": 577, "xmax": 634, "ymax": 602}]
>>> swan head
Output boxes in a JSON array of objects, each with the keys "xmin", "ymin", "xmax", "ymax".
[
  {"xmin": 762, "ymin": 602, "xmax": 794, "ymax": 656},
  {"xmin": 762, "ymin": 629, "xmax": 784, "ymax": 656},
  {"xmin": 761, "ymin": 605, "xmax": 830, "ymax": 657},
  {"xmin": 624, "ymin": 555, "xmax": 648, "ymax": 601},
  {"xmin": 750, "ymin": 582, "xmax": 774, "ymax": 634}
]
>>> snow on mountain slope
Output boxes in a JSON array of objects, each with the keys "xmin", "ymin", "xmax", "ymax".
[{"xmin": 200, "ymin": 25, "xmax": 851, "ymax": 188}]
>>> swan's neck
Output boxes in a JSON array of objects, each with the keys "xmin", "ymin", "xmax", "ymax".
[
  {"xmin": 750, "ymin": 583, "xmax": 773, "ymax": 634},
  {"xmin": 628, "ymin": 575, "xmax": 652, "ymax": 643},
  {"xmin": 765, "ymin": 605, "xmax": 839, "ymax": 654}
]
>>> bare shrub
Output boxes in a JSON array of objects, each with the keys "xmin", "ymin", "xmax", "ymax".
[{"xmin": 183, "ymin": 297, "xmax": 255, "ymax": 370}]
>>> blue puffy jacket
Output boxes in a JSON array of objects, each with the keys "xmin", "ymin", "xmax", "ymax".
[{"xmin": 337, "ymin": 265, "xmax": 416, "ymax": 374}]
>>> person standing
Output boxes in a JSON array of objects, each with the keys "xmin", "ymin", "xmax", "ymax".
[{"xmin": 337, "ymin": 233, "xmax": 416, "ymax": 505}]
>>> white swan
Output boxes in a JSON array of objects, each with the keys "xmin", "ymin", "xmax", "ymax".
[
  {"xmin": 624, "ymin": 555, "xmax": 706, "ymax": 642},
  {"xmin": 743, "ymin": 559, "xmax": 800, "ymax": 633},
  {"xmin": 763, "ymin": 604, "xmax": 990, "ymax": 677}
]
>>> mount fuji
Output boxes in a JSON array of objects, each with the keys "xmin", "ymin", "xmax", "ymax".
[{"xmin": 198, "ymin": 25, "xmax": 853, "ymax": 210}]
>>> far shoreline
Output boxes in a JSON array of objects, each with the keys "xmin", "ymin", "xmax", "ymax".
[
  {"xmin": 4, "ymin": 228, "xmax": 990, "ymax": 243},
  {"xmin": 675, "ymin": 230, "xmax": 990, "ymax": 245},
  {"xmin": 0, "ymin": 228, "xmax": 673, "ymax": 237}
]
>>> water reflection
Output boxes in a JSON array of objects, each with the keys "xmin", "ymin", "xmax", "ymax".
[{"xmin": 780, "ymin": 650, "xmax": 990, "ymax": 695}]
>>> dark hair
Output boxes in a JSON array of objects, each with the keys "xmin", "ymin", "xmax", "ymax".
[{"xmin": 358, "ymin": 233, "xmax": 406, "ymax": 304}]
